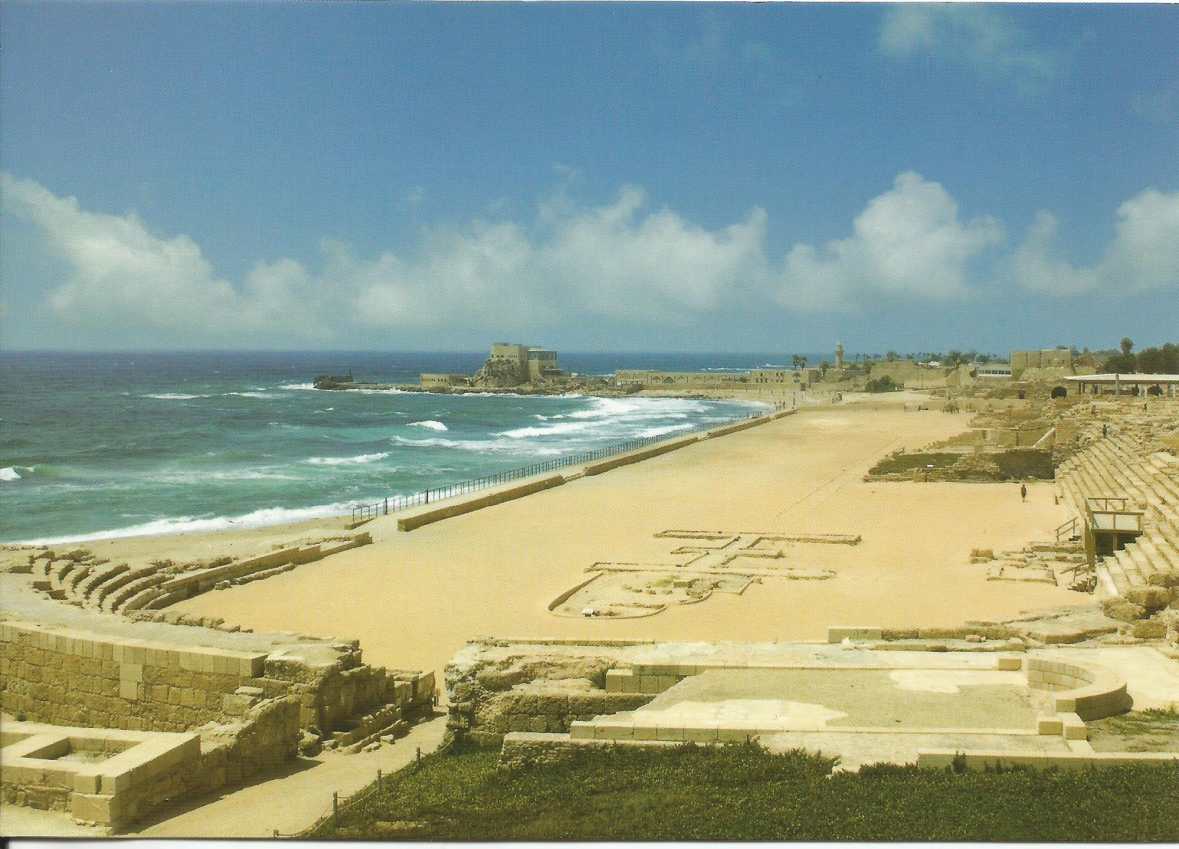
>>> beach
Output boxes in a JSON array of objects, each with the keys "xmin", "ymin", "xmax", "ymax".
[{"xmin": 69, "ymin": 392, "xmax": 1087, "ymax": 686}]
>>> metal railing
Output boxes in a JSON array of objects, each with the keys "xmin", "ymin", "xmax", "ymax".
[
  {"xmin": 349, "ymin": 402, "xmax": 788, "ymax": 525},
  {"xmin": 1055, "ymin": 515, "xmax": 1081, "ymax": 544}
]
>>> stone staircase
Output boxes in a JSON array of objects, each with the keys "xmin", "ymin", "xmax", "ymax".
[
  {"xmin": 26, "ymin": 533, "xmax": 370, "ymax": 616},
  {"xmin": 1055, "ymin": 433, "xmax": 1179, "ymax": 597}
]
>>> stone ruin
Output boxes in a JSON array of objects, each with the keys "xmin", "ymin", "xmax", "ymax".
[
  {"xmin": 444, "ymin": 631, "xmax": 1177, "ymax": 775},
  {"xmin": 549, "ymin": 529, "xmax": 855, "ymax": 619},
  {"xmin": 0, "ymin": 536, "xmax": 435, "ymax": 833}
]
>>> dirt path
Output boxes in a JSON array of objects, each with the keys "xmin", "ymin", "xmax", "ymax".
[{"xmin": 127, "ymin": 715, "xmax": 448, "ymax": 837}]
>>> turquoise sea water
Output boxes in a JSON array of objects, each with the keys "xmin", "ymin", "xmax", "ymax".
[{"xmin": 0, "ymin": 352, "xmax": 799, "ymax": 544}]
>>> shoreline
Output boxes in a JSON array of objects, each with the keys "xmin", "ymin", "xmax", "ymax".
[{"xmin": 3, "ymin": 389, "xmax": 785, "ymax": 548}]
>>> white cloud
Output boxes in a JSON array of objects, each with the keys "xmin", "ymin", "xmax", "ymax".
[
  {"xmin": 6, "ymin": 170, "xmax": 1172, "ymax": 348},
  {"xmin": 1, "ymin": 173, "xmax": 768, "ymax": 343},
  {"xmin": 1013, "ymin": 188, "xmax": 1179, "ymax": 296},
  {"xmin": 1, "ymin": 173, "xmax": 329, "ymax": 341},
  {"xmin": 776, "ymin": 172, "xmax": 1003, "ymax": 310},
  {"xmin": 880, "ymin": 6, "xmax": 1059, "ymax": 91}
]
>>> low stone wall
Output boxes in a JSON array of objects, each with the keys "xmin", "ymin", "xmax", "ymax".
[
  {"xmin": 582, "ymin": 435, "xmax": 701, "ymax": 476},
  {"xmin": 704, "ymin": 416, "xmax": 771, "ymax": 438},
  {"xmin": 397, "ymin": 475, "xmax": 566, "ymax": 531},
  {"xmin": 152, "ymin": 534, "xmax": 370, "ymax": 603},
  {"xmin": 1022, "ymin": 657, "xmax": 1130, "ymax": 720},
  {"xmin": 917, "ymin": 748, "xmax": 1179, "ymax": 771},
  {"xmin": 499, "ymin": 731, "xmax": 674, "ymax": 769}
]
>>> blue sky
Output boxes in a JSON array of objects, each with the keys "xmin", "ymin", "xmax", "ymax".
[{"xmin": 2, "ymin": 3, "xmax": 1176, "ymax": 354}]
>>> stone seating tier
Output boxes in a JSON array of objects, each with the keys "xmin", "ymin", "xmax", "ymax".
[{"xmin": 1055, "ymin": 428, "xmax": 1179, "ymax": 597}]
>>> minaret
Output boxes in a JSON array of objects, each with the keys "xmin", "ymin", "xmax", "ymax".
[{"xmin": 835, "ymin": 341, "xmax": 845, "ymax": 369}]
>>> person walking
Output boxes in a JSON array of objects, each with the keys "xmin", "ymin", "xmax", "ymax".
[{"xmin": 1021, "ymin": 483, "xmax": 1028, "ymax": 503}]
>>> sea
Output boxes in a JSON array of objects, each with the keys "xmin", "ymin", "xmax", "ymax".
[{"xmin": 0, "ymin": 351, "xmax": 814, "ymax": 545}]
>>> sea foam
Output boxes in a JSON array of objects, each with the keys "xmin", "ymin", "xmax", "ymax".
[
  {"xmin": 14, "ymin": 502, "xmax": 357, "ymax": 546},
  {"xmin": 306, "ymin": 452, "xmax": 390, "ymax": 466},
  {"xmin": 408, "ymin": 420, "xmax": 448, "ymax": 431}
]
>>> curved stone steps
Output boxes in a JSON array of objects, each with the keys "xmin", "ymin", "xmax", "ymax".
[
  {"xmin": 95, "ymin": 564, "xmax": 163, "ymax": 608},
  {"xmin": 122, "ymin": 585, "xmax": 167, "ymax": 612},
  {"xmin": 79, "ymin": 563, "xmax": 129, "ymax": 602},
  {"xmin": 146, "ymin": 589, "xmax": 191, "ymax": 610},
  {"xmin": 105, "ymin": 572, "xmax": 167, "ymax": 612},
  {"xmin": 67, "ymin": 562, "xmax": 97, "ymax": 593},
  {"xmin": 48, "ymin": 559, "xmax": 81, "ymax": 591}
]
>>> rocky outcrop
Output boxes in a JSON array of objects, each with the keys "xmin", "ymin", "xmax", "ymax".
[{"xmin": 471, "ymin": 358, "xmax": 527, "ymax": 389}]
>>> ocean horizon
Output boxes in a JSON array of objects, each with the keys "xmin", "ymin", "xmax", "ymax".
[{"xmin": 0, "ymin": 350, "xmax": 818, "ymax": 545}]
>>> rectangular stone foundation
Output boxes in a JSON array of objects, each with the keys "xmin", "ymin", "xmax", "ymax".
[{"xmin": 0, "ymin": 721, "xmax": 201, "ymax": 831}]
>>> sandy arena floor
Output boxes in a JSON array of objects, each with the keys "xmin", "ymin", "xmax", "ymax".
[{"xmin": 156, "ymin": 398, "xmax": 1087, "ymax": 685}]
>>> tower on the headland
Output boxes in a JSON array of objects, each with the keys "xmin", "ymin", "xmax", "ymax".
[{"xmin": 835, "ymin": 342, "xmax": 845, "ymax": 370}]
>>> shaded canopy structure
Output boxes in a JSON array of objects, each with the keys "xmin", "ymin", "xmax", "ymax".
[{"xmin": 1063, "ymin": 374, "xmax": 1179, "ymax": 397}]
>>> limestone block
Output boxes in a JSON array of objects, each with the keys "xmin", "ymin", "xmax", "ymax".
[
  {"xmin": 71, "ymin": 792, "xmax": 120, "ymax": 827},
  {"xmin": 119, "ymin": 680, "xmax": 139, "ymax": 701},
  {"xmin": 120, "ymin": 663, "xmax": 144, "ymax": 684},
  {"xmin": 1061, "ymin": 713, "xmax": 1088, "ymax": 740},
  {"xmin": 1037, "ymin": 716, "xmax": 1064, "ymax": 735},
  {"xmin": 996, "ymin": 656, "xmax": 1023, "ymax": 671},
  {"xmin": 605, "ymin": 669, "xmax": 634, "ymax": 693},
  {"xmin": 569, "ymin": 721, "xmax": 594, "ymax": 740},
  {"xmin": 1124, "ymin": 586, "xmax": 1172, "ymax": 612}
]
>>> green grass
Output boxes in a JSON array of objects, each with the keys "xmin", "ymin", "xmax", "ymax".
[
  {"xmin": 1088, "ymin": 707, "xmax": 1179, "ymax": 753},
  {"xmin": 311, "ymin": 741, "xmax": 1179, "ymax": 841}
]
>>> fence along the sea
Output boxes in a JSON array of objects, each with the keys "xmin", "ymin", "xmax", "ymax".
[{"xmin": 350, "ymin": 405, "xmax": 782, "ymax": 524}]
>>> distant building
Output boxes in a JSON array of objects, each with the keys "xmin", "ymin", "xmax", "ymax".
[
  {"xmin": 975, "ymin": 363, "xmax": 1013, "ymax": 379},
  {"xmin": 1010, "ymin": 348, "xmax": 1072, "ymax": 379},
  {"xmin": 462, "ymin": 343, "xmax": 567, "ymax": 386}
]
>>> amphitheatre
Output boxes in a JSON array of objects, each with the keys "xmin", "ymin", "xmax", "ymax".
[{"xmin": 3, "ymin": 346, "xmax": 1179, "ymax": 838}]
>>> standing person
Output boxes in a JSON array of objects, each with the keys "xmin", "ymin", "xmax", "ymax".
[{"xmin": 1021, "ymin": 483, "xmax": 1028, "ymax": 502}]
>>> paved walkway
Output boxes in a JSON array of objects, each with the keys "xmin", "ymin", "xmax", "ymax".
[{"xmin": 128, "ymin": 715, "xmax": 448, "ymax": 838}]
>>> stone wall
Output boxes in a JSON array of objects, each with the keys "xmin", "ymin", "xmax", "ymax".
[
  {"xmin": 192, "ymin": 695, "xmax": 301, "ymax": 792},
  {"xmin": 1, "ymin": 620, "xmax": 265, "ymax": 732},
  {"xmin": 0, "ymin": 620, "xmax": 435, "ymax": 739},
  {"xmin": 445, "ymin": 650, "xmax": 652, "ymax": 747}
]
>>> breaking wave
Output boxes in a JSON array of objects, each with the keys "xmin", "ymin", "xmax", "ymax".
[
  {"xmin": 391, "ymin": 435, "xmax": 566, "ymax": 457},
  {"xmin": 306, "ymin": 452, "xmax": 391, "ymax": 466},
  {"xmin": 14, "ymin": 502, "xmax": 356, "ymax": 546},
  {"xmin": 408, "ymin": 420, "xmax": 448, "ymax": 431}
]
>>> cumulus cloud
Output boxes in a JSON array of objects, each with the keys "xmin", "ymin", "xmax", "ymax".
[
  {"xmin": 776, "ymin": 172, "xmax": 1003, "ymax": 310},
  {"xmin": 0, "ymin": 173, "xmax": 336, "ymax": 342},
  {"xmin": 5, "ymin": 169, "xmax": 1173, "ymax": 348},
  {"xmin": 880, "ymin": 6, "xmax": 1059, "ymax": 92},
  {"xmin": 1, "ymin": 173, "xmax": 768, "ymax": 343},
  {"xmin": 1013, "ymin": 188, "xmax": 1179, "ymax": 296}
]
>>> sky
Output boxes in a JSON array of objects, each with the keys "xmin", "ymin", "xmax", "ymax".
[{"xmin": 1, "ymin": 2, "xmax": 1177, "ymax": 355}]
